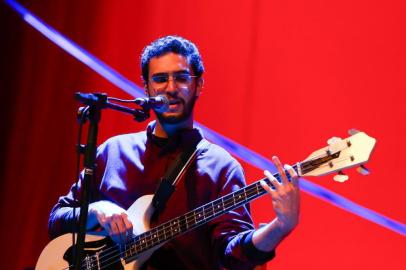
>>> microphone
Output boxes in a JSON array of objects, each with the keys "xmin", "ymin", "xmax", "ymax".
[{"xmin": 134, "ymin": 95, "xmax": 169, "ymax": 112}]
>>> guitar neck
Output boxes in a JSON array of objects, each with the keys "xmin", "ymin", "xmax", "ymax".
[{"xmin": 121, "ymin": 162, "xmax": 307, "ymax": 262}]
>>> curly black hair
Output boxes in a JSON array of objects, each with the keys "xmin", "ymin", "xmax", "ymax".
[{"xmin": 141, "ymin": 35, "xmax": 204, "ymax": 83}]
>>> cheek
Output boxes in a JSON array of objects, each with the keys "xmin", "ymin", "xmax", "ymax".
[{"xmin": 177, "ymin": 88, "xmax": 194, "ymax": 101}]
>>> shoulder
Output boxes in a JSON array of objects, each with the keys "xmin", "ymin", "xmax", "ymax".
[
  {"xmin": 96, "ymin": 131, "xmax": 147, "ymax": 157},
  {"xmin": 199, "ymin": 140, "xmax": 244, "ymax": 176}
]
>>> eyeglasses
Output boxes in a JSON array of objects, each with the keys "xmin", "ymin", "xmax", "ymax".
[{"xmin": 150, "ymin": 72, "xmax": 198, "ymax": 89}]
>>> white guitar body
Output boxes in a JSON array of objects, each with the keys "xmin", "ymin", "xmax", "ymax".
[{"xmin": 36, "ymin": 195, "xmax": 158, "ymax": 270}]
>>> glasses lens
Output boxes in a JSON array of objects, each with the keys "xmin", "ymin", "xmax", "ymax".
[
  {"xmin": 151, "ymin": 75, "xmax": 168, "ymax": 84},
  {"xmin": 174, "ymin": 73, "xmax": 191, "ymax": 85}
]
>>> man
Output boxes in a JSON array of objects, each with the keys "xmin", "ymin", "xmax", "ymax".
[{"xmin": 49, "ymin": 35, "xmax": 300, "ymax": 269}]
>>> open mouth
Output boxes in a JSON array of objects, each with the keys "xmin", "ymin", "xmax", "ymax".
[
  {"xmin": 168, "ymin": 99, "xmax": 181, "ymax": 105},
  {"xmin": 167, "ymin": 99, "xmax": 183, "ymax": 111}
]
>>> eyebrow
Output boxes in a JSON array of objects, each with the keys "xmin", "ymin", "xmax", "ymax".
[{"xmin": 151, "ymin": 70, "xmax": 190, "ymax": 77}]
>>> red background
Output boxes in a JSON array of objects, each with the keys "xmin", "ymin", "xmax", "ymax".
[{"xmin": 1, "ymin": 0, "xmax": 405, "ymax": 269}]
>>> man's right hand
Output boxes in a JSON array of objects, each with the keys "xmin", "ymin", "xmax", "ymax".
[{"xmin": 87, "ymin": 200, "xmax": 133, "ymax": 244}]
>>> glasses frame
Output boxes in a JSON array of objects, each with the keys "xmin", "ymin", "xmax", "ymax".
[{"xmin": 148, "ymin": 72, "xmax": 198, "ymax": 90}]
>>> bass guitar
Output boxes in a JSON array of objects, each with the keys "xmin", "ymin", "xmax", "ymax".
[{"xmin": 36, "ymin": 130, "xmax": 376, "ymax": 270}]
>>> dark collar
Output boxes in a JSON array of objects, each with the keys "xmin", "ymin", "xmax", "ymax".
[{"xmin": 146, "ymin": 121, "xmax": 203, "ymax": 155}]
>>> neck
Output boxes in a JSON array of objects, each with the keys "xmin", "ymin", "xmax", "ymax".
[{"xmin": 153, "ymin": 115, "xmax": 194, "ymax": 138}]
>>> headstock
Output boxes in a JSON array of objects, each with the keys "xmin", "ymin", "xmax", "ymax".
[{"xmin": 299, "ymin": 129, "xmax": 376, "ymax": 182}]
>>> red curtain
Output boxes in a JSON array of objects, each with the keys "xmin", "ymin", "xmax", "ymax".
[{"xmin": 1, "ymin": 1, "xmax": 405, "ymax": 269}]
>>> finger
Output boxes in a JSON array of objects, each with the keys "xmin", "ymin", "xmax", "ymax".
[
  {"xmin": 260, "ymin": 179, "xmax": 276, "ymax": 195},
  {"xmin": 264, "ymin": 170, "xmax": 280, "ymax": 191},
  {"xmin": 284, "ymin": 164, "xmax": 299, "ymax": 186},
  {"xmin": 109, "ymin": 223, "xmax": 123, "ymax": 244},
  {"xmin": 105, "ymin": 215, "xmax": 125, "ymax": 243},
  {"xmin": 272, "ymin": 156, "xmax": 289, "ymax": 185},
  {"xmin": 121, "ymin": 213, "xmax": 134, "ymax": 240},
  {"xmin": 97, "ymin": 213, "xmax": 108, "ymax": 228},
  {"xmin": 112, "ymin": 215, "xmax": 129, "ymax": 243},
  {"xmin": 107, "ymin": 218, "xmax": 121, "ymax": 241}
]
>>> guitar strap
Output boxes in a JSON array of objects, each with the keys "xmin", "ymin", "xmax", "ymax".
[{"xmin": 152, "ymin": 136, "xmax": 209, "ymax": 217}]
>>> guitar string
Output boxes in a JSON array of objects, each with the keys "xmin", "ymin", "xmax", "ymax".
[
  {"xmin": 82, "ymin": 156, "xmax": 354, "ymax": 270},
  {"xmin": 118, "ymin": 161, "xmax": 307, "ymax": 256},
  {"xmin": 77, "ymin": 153, "xmax": 354, "ymax": 269},
  {"xmin": 80, "ymin": 176, "xmax": 268, "ymax": 264},
  {"xmin": 88, "ymin": 183, "xmax": 267, "ymax": 269},
  {"xmin": 75, "ymin": 179, "xmax": 267, "ymax": 269},
  {"xmin": 90, "ymin": 150, "xmax": 360, "ymax": 270},
  {"xmin": 94, "ymin": 153, "xmax": 357, "ymax": 269},
  {"xmin": 78, "ymin": 161, "xmax": 322, "ymax": 268},
  {"xmin": 81, "ymin": 156, "xmax": 352, "ymax": 270},
  {"xmin": 85, "ymin": 142, "xmax": 351, "ymax": 267}
]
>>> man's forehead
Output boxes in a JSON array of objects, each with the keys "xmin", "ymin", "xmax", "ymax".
[{"xmin": 149, "ymin": 52, "xmax": 191, "ymax": 73}]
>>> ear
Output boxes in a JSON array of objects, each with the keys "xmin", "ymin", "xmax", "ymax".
[
  {"xmin": 195, "ymin": 77, "xmax": 204, "ymax": 97},
  {"xmin": 144, "ymin": 83, "xmax": 150, "ymax": 97},
  {"xmin": 141, "ymin": 75, "xmax": 150, "ymax": 96}
]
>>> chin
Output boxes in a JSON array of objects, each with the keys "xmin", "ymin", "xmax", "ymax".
[{"xmin": 156, "ymin": 112, "xmax": 188, "ymax": 124}]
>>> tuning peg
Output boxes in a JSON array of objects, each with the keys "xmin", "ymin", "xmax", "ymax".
[
  {"xmin": 327, "ymin": 137, "xmax": 342, "ymax": 145},
  {"xmin": 356, "ymin": 165, "xmax": 370, "ymax": 175},
  {"xmin": 334, "ymin": 171, "xmax": 349, "ymax": 182},
  {"xmin": 348, "ymin": 128, "xmax": 361, "ymax": 136}
]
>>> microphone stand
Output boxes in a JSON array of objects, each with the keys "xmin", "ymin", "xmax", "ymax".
[{"xmin": 73, "ymin": 92, "xmax": 150, "ymax": 270}]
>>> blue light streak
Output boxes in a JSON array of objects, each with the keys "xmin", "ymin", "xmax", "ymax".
[{"xmin": 6, "ymin": 0, "xmax": 405, "ymax": 236}]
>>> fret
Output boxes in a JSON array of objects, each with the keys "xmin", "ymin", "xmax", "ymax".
[
  {"xmin": 179, "ymin": 215, "xmax": 188, "ymax": 232},
  {"xmin": 131, "ymin": 240, "xmax": 137, "ymax": 256},
  {"xmin": 168, "ymin": 221, "xmax": 174, "ymax": 238},
  {"xmin": 204, "ymin": 202, "xmax": 214, "ymax": 218},
  {"xmin": 124, "ymin": 243, "xmax": 133, "ymax": 259},
  {"xmin": 150, "ymin": 228, "xmax": 159, "ymax": 245},
  {"xmin": 195, "ymin": 207, "xmax": 205, "ymax": 223},
  {"xmin": 214, "ymin": 199, "xmax": 220, "ymax": 214},
  {"xmin": 139, "ymin": 235, "xmax": 147, "ymax": 250},
  {"xmin": 234, "ymin": 189, "xmax": 246, "ymax": 204},
  {"xmin": 184, "ymin": 210, "xmax": 197, "ymax": 228},
  {"xmin": 248, "ymin": 183, "xmax": 262, "ymax": 199},
  {"xmin": 223, "ymin": 193, "xmax": 234, "ymax": 209},
  {"xmin": 142, "ymin": 232, "xmax": 152, "ymax": 250},
  {"xmin": 158, "ymin": 222, "xmax": 170, "ymax": 240},
  {"xmin": 171, "ymin": 218, "xmax": 181, "ymax": 235},
  {"xmin": 193, "ymin": 210, "xmax": 197, "ymax": 226},
  {"xmin": 135, "ymin": 237, "xmax": 142, "ymax": 253},
  {"xmin": 162, "ymin": 224, "xmax": 167, "ymax": 240},
  {"xmin": 184, "ymin": 211, "xmax": 194, "ymax": 228}
]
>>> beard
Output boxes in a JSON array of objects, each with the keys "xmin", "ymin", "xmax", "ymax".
[{"xmin": 154, "ymin": 95, "xmax": 197, "ymax": 124}]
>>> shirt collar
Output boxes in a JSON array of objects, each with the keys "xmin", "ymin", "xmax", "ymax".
[{"xmin": 146, "ymin": 120, "xmax": 204, "ymax": 154}]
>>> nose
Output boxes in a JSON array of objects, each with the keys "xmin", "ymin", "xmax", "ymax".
[{"xmin": 165, "ymin": 75, "xmax": 177, "ymax": 92}]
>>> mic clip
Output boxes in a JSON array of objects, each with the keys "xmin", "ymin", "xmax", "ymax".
[{"xmin": 133, "ymin": 107, "xmax": 151, "ymax": 122}]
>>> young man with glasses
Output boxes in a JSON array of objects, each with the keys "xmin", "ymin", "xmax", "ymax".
[{"xmin": 48, "ymin": 35, "xmax": 300, "ymax": 270}]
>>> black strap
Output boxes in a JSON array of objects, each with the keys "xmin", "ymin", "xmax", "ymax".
[{"xmin": 152, "ymin": 137, "xmax": 208, "ymax": 216}]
